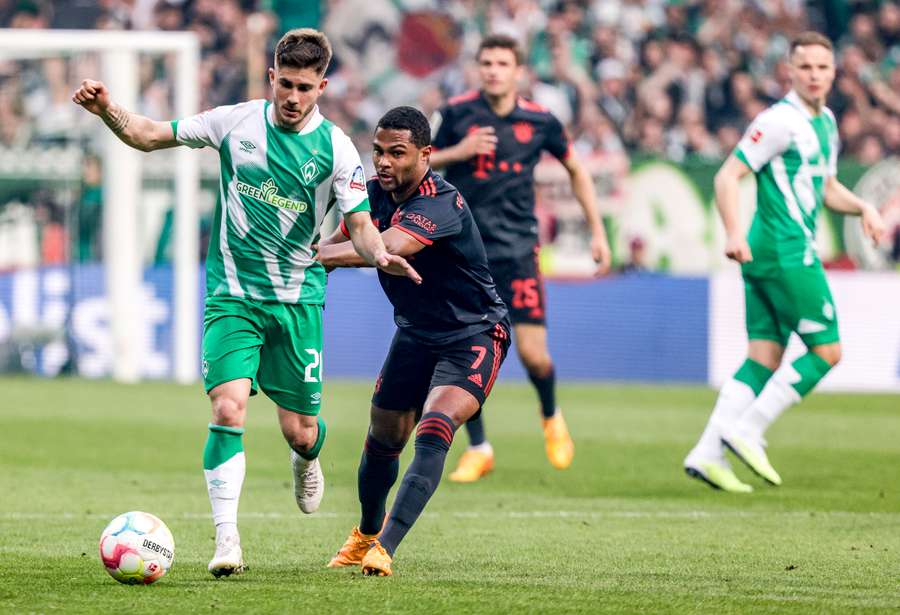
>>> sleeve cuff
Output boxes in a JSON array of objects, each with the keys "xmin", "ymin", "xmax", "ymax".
[
  {"xmin": 346, "ymin": 199, "xmax": 371, "ymax": 214},
  {"xmin": 170, "ymin": 119, "xmax": 179, "ymax": 140},
  {"xmin": 394, "ymin": 224, "xmax": 433, "ymax": 246},
  {"xmin": 734, "ymin": 148, "xmax": 756, "ymax": 172}
]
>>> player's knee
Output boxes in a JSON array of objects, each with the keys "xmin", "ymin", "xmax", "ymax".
[
  {"xmin": 209, "ymin": 394, "xmax": 246, "ymax": 427},
  {"xmin": 813, "ymin": 344, "xmax": 842, "ymax": 367},
  {"xmin": 369, "ymin": 424, "xmax": 410, "ymax": 450},
  {"xmin": 284, "ymin": 423, "xmax": 318, "ymax": 453}
]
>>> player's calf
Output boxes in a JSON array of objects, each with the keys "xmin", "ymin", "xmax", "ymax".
[{"xmin": 378, "ymin": 412, "xmax": 456, "ymax": 556}]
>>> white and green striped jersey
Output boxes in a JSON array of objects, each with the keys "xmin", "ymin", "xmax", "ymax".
[
  {"xmin": 173, "ymin": 101, "xmax": 370, "ymax": 304},
  {"xmin": 734, "ymin": 90, "xmax": 839, "ymax": 273}
]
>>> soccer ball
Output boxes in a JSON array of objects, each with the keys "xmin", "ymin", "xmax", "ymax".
[{"xmin": 99, "ymin": 511, "xmax": 175, "ymax": 584}]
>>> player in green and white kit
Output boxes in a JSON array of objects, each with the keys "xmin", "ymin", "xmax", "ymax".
[
  {"xmin": 684, "ymin": 32, "xmax": 886, "ymax": 493},
  {"xmin": 73, "ymin": 29, "xmax": 420, "ymax": 575}
]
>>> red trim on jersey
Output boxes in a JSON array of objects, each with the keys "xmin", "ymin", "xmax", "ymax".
[
  {"xmin": 417, "ymin": 176, "xmax": 438, "ymax": 197},
  {"xmin": 560, "ymin": 144, "xmax": 574, "ymax": 160},
  {"xmin": 517, "ymin": 97, "xmax": 549, "ymax": 113},
  {"xmin": 339, "ymin": 219, "xmax": 350, "ymax": 238},
  {"xmin": 484, "ymin": 324, "xmax": 506, "ymax": 396},
  {"xmin": 393, "ymin": 224, "xmax": 433, "ymax": 246},
  {"xmin": 448, "ymin": 90, "xmax": 480, "ymax": 106}
]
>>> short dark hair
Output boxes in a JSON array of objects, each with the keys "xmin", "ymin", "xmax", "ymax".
[
  {"xmin": 477, "ymin": 34, "xmax": 524, "ymax": 65},
  {"xmin": 376, "ymin": 106, "xmax": 431, "ymax": 148},
  {"xmin": 790, "ymin": 31, "xmax": 833, "ymax": 55},
  {"xmin": 275, "ymin": 28, "xmax": 332, "ymax": 75}
]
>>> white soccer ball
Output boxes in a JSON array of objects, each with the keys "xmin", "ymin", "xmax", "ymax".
[{"xmin": 99, "ymin": 511, "xmax": 175, "ymax": 585}]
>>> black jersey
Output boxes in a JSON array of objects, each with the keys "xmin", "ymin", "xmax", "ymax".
[
  {"xmin": 431, "ymin": 90, "xmax": 572, "ymax": 261},
  {"xmin": 359, "ymin": 170, "xmax": 508, "ymax": 345}
]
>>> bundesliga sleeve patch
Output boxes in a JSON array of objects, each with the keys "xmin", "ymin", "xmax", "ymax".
[{"xmin": 349, "ymin": 165, "xmax": 366, "ymax": 191}]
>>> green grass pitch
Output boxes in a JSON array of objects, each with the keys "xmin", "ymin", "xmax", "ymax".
[{"xmin": 0, "ymin": 378, "xmax": 897, "ymax": 614}]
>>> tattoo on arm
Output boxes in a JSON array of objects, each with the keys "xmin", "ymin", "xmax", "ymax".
[{"xmin": 102, "ymin": 104, "xmax": 131, "ymax": 134}]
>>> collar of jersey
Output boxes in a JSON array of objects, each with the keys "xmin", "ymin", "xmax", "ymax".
[
  {"xmin": 783, "ymin": 90, "xmax": 817, "ymax": 120},
  {"xmin": 265, "ymin": 101, "xmax": 324, "ymax": 135}
]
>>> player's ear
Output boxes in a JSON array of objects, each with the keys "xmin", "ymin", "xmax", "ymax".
[
  {"xmin": 268, "ymin": 67, "xmax": 276, "ymax": 88},
  {"xmin": 421, "ymin": 144, "xmax": 432, "ymax": 162},
  {"xmin": 318, "ymin": 77, "xmax": 328, "ymax": 94}
]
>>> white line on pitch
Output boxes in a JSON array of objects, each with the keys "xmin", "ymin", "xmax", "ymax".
[{"xmin": 1, "ymin": 510, "xmax": 897, "ymax": 521}]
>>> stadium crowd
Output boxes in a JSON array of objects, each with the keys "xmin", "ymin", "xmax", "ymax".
[
  {"xmin": 2, "ymin": 0, "xmax": 898, "ymax": 161},
  {"xmin": 0, "ymin": 0, "xmax": 898, "ymax": 266}
]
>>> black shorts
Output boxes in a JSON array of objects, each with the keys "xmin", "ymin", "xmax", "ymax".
[
  {"xmin": 489, "ymin": 251, "xmax": 547, "ymax": 325},
  {"xmin": 372, "ymin": 321, "xmax": 511, "ymax": 411}
]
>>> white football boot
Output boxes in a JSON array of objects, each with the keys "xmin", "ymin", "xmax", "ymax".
[
  {"xmin": 291, "ymin": 450, "xmax": 324, "ymax": 513},
  {"xmin": 208, "ymin": 532, "xmax": 245, "ymax": 578}
]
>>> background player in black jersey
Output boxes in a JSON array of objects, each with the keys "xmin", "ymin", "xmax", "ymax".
[
  {"xmin": 429, "ymin": 35, "xmax": 612, "ymax": 481},
  {"xmin": 316, "ymin": 106, "xmax": 511, "ymax": 576}
]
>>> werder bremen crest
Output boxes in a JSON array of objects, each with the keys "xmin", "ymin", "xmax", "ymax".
[
  {"xmin": 236, "ymin": 177, "xmax": 309, "ymax": 213},
  {"xmin": 301, "ymin": 158, "xmax": 319, "ymax": 184}
]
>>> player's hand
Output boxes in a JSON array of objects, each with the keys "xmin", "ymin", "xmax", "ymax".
[
  {"xmin": 72, "ymin": 79, "xmax": 112, "ymax": 116},
  {"xmin": 460, "ymin": 126, "xmax": 497, "ymax": 158},
  {"xmin": 724, "ymin": 234, "xmax": 752, "ymax": 263},
  {"xmin": 861, "ymin": 203, "xmax": 887, "ymax": 247},
  {"xmin": 375, "ymin": 252, "xmax": 422, "ymax": 284},
  {"xmin": 590, "ymin": 231, "xmax": 612, "ymax": 276}
]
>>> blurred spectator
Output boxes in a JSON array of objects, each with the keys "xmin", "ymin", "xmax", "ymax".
[
  {"xmin": 619, "ymin": 236, "xmax": 649, "ymax": 274},
  {"xmin": 76, "ymin": 154, "xmax": 103, "ymax": 263}
]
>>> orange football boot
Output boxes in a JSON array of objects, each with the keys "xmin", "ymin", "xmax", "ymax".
[
  {"xmin": 543, "ymin": 411, "xmax": 574, "ymax": 469},
  {"xmin": 361, "ymin": 541, "xmax": 393, "ymax": 577},
  {"xmin": 327, "ymin": 527, "xmax": 378, "ymax": 568},
  {"xmin": 448, "ymin": 447, "xmax": 494, "ymax": 482}
]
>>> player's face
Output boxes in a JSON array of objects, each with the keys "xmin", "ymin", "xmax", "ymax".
[
  {"xmin": 268, "ymin": 65, "xmax": 327, "ymax": 130},
  {"xmin": 789, "ymin": 44, "xmax": 835, "ymax": 107},
  {"xmin": 477, "ymin": 47, "xmax": 522, "ymax": 98},
  {"xmin": 372, "ymin": 128, "xmax": 431, "ymax": 195}
]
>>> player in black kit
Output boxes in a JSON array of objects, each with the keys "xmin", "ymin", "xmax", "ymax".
[
  {"xmin": 430, "ymin": 35, "xmax": 611, "ymax": 481},
  {"xmin": 317, "ymin": 106, "xmax": 511, "ymax": 576}
]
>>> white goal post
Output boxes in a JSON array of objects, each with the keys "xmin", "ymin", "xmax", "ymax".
[{"xmin": 0, "ymin": 29, "xmax": 201, "ymax": 383}]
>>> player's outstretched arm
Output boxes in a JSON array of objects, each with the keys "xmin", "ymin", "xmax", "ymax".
[
  {"xmin": 823, "ymin": 177, "xmax": 887, "ymax": 246},
  {"xmin": 72, "ymin": 79, "xmax": 178, "ymax": 152},
  {"xmin": 317, "ymin": 225, "xmax": 351, "ymax": 249},
  {"xmin": 316, "ymin": 213, "xmax": 422, "ymax": 283},
  {"xmin": 561, "ymin": 154, "xmax": 611, "ymax": 275},
  {"xmin": 429, "ymin": 126, "xmax": 497, "ymax": 169},
  {"xmin": 714, "ymin": 154, "xmax": 754, "ymax": 263}
]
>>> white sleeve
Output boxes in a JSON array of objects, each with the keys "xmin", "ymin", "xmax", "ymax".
[
  {"xmin": 174, "ymin": 101, "xmax": 260, "ymax": 150},
  {"xmin": 734, "ymin": 108, "xmax": 792, "ymax": 172},
  {"xmin": 330, "ymin": 127, "xmax": 370, "ymax": 215}
]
